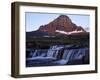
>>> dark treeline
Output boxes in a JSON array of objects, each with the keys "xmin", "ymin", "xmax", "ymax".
[{"xmin": 26, "ymin": 34, "xmax": 89, "ymax": 49}]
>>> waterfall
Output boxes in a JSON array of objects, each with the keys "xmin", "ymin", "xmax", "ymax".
[
  {"xmin": 31, "ymin": 49, "xmax": 48, "ymax": 57},
  {"xmin": 62, "ymin": 49, "xmax": 77, "ymax": 63},
  {"xmin": 32, "ymin": 50, "xmax": 37, "ymax": 57},
  {"xmin": 53, "ymin": 50, "xmax": 59, "ymax": 58},
  {"xmin": 68, "ymin": 49, "xmax": 79, "ymax": 61},
  {"xmin": 26, "ymin": 45, "xmax": 89, "ymax": 66},
  {"xmin": 47, "ymin": 49, "xmax": 56, "ymax": 57},
  {"xmin": 73, "ymin": 49, "xmax": 85, "ymax": 60},
  {"xmin": 46, "ymin": 45, "xmax": 64, "ymax": 58},
  {"xmin": 53, "ymin": 47, "xmax": 89, "ymax": 65}
]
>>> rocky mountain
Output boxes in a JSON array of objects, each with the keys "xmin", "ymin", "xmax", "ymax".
[{"xmin": 27, "ymin": 15, "xmax": 88, "ymax": 37}]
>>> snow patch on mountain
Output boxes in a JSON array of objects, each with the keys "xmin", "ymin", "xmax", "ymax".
[{"xmin": 55, "ymin": 30, "xmax": 84, "ymax": 35}]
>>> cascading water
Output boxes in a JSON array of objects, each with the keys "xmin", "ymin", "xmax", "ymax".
[
  {"xmin": 52, "ymin": 48, "xmax": 89, "ymax": 65},
  {"xmin": 32, "ymin": 50, "xmax": 37, "ymax": 57},
  {"xmin": 46, "ymin": 45, "xmax": 64, "ymax": 58},
  {"xmin": 63, "ymin": 49, "xmax": 74, "ymax": 62},
  {"xmin": 26, "ymin": 44, "xmax": 89, "ymax": 67}
]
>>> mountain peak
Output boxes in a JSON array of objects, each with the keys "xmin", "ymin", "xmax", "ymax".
[
  {"xmin": 37, "ymin": 15, "xmax": 87, "ymax": 36},
  {"xmin": 58, "ymin": 15, "xmax": 70, "ymax": 18},
  {"xmin": 54, "ymin": 15, "xmax": 72, "ymax": 24}
]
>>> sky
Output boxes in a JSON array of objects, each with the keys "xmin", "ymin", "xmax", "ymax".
[{"xmin": 25, "ymin": 12, "xmax": 90, "ymax": 32}]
